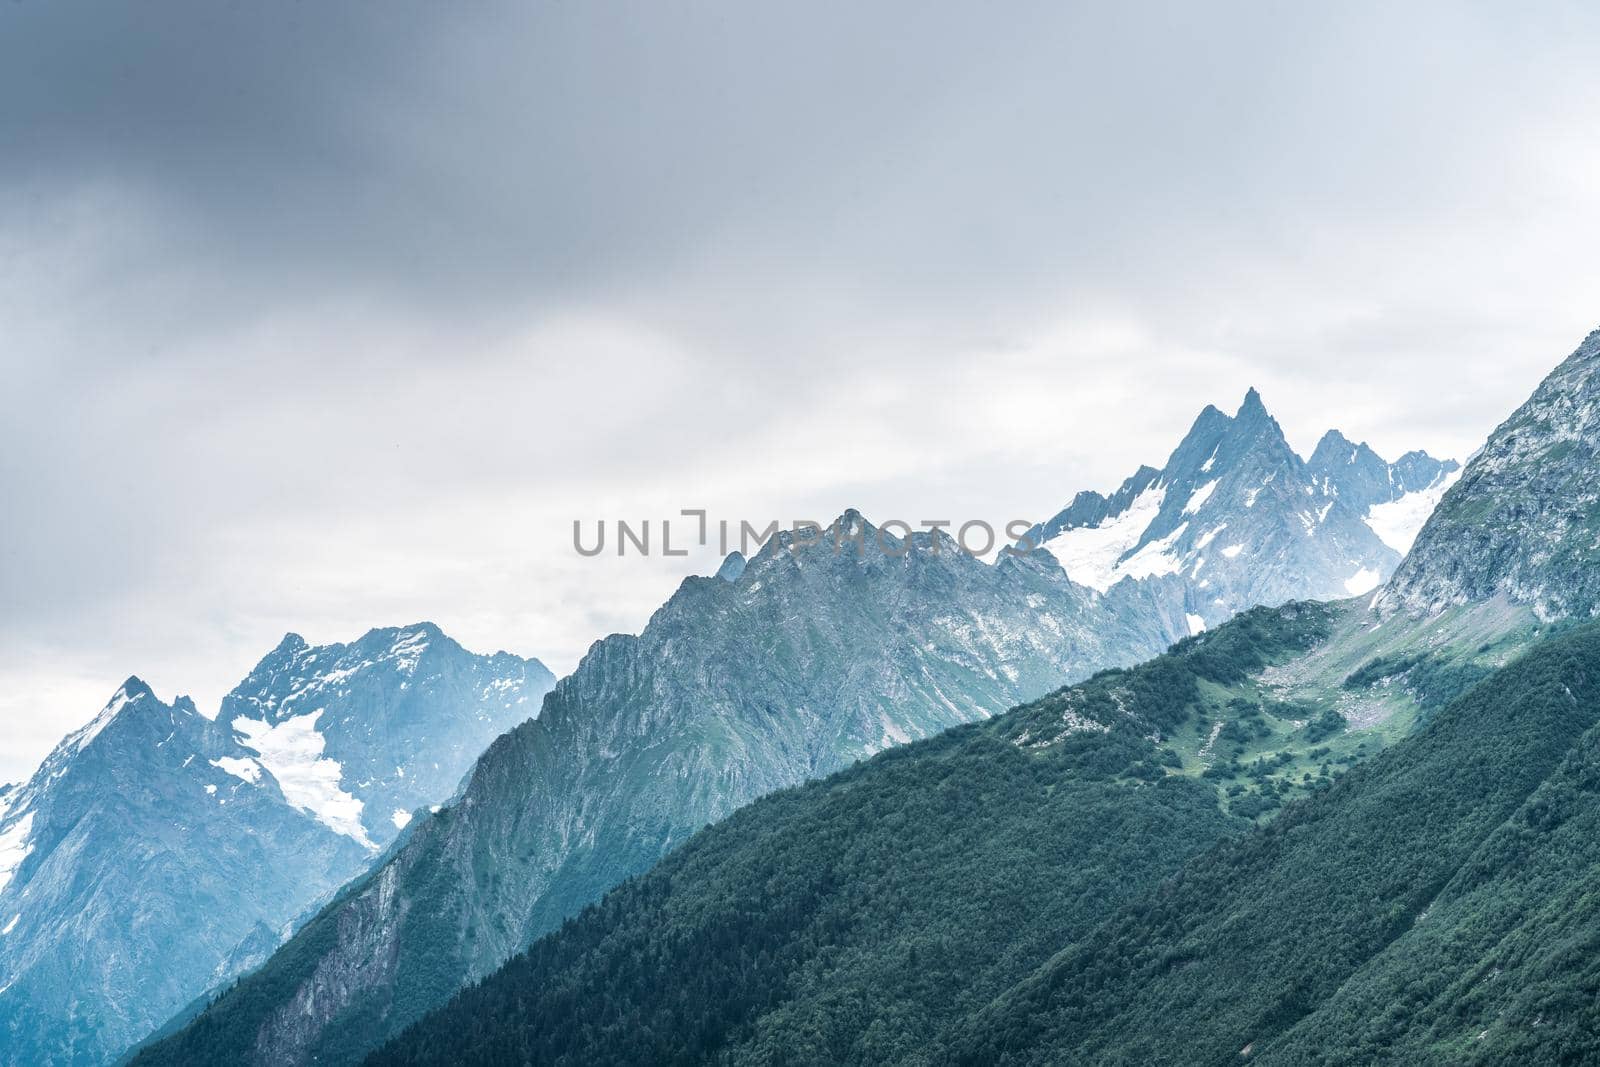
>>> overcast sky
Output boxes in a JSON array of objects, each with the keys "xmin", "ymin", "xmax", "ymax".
[{"xmin": 3, "ymin": 1, "xmax": 1599, "ymax": 779}]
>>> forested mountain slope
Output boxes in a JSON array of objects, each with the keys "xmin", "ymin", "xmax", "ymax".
[
  {"xmin": 950, "ymin": 621, "xmax": 1600, "ymax": 1065},
  {"xmin": 341, "ymin": 619, "xmax": 1600, "ymax": 1066},
  {"xmin": 340, "ymin": 603, "xmax": 1334, "ymax": 1066},
  {"xmin": 355, "ymin": 327, "xmax": 1600, "ymax": 1066}
]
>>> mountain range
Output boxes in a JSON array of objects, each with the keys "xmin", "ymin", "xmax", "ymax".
[
  {"xmin": 121, "ymin": 327, "xmax": 1587, "ymax": 1067},
  {"xmin": 1026, "ymin": 388, "xmax": 1459, "ymax": 630},
  {"xmin": 123, "ymin": 516, "xmax": 1178, "ymax": 1065},
  {"xmin": 0, "ymin": 625, "xmax": 553, "ymax": 1067},
  {"xmin": 123, "ymin": 392, "xmax": 1458, "ymax": 1066},
  {"xmin": 326, "ymin": 329, "xmax": 1600, "ymax": 1066},
  {"xmin": 0, "ymin": 382, "xmax": 1465, "ymax": 1066}
]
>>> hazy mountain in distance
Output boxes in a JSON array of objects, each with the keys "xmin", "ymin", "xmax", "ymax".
[
  {"xmin": 1027, "ymin": 389, "xmax": 1457, "ymax": 630},
  {"xmin": 0, "ymin": 626, "xmax": 552, "ymax": 1066}
]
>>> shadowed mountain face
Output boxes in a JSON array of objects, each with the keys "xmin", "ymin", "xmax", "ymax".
[
  {"xmin": 1028, "ymin": 390, "xmax": 1457, "ymax": 629},
  {"xmin": 0, "ymin": 628, "xmax": 552, "ymax": 1067},
  {"xmin": 348, "ymin": 602, "xmax": 1335, "ymax": 1067}
]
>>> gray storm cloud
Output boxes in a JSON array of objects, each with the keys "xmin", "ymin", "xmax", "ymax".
[{"xmin": 2, "ymin": 0, "xmax": 1599, "ymax": 777}]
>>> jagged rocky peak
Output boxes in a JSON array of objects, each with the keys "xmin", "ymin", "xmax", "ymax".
[
  {"xmin": 219, "ymin": 620, "xmax": 554, "ymax": 851},
  {"xmin": 71, "ymin": 675, "xmax": 155, "ymax": 739},
  {"xmin": 113, "ymin": 673, "xmax": 154, "ymax": 700},
  {"xmin": 1027, "ymin": 389, "xmax": 1457, "ymax": 624},
  {"xmin": 1379, "ymin": 327, "xmax": 1600, "ymax": 619},
  {"xmin": 234, "ymin": 623, "xmax": 447, "ymax": 717},
  {"xmin": 1308, "ymin": 430, "xmax": 1388, "ymax": 490},
  {"xmin": 0, "ymin": 678, "xmax": 373, "ymax": 1067},
  {"xmin": 1391, "ymin": 448, "xmax": 1458, "ymax": 490},
  {"xmin": 715, "ymin": 550, "xmax": 748, "ymax": 582},
  {"xmin": 0, "ymin": 621, "xmax": 558, "ymax": 1067},
  {"xmin": 1307, "ymin": 429, "xmax": 1459, "ymax": 510},
  {"xmin": 272, "ymin": 631, "xmax": 308, "ymax": 654},
  {"xmin": 746, "ymin": 508, "xmax": 881, "ymax": 557},
  {"xmin": 57, "ymin": 676, "xmax": 199, "ymax": 759},
  {"xmin": 736, "ymin": 508, "xmax": 960, "ymax": 572}
]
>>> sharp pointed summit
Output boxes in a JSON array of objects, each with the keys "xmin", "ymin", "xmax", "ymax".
[
  {"xmin": 1025, "ymin": 392, "xmax": 1458, "ymax": 624},
  {"xmin": 272, "ymin": 632, "xmax": 307, "ymax": 654},
  {"xmin": 64, "ymin": 677, "xmax": 166, "ymax": 755},
  {"xmin": 117, "ymin": 675, "xmax": 154, "ymax": 699}
]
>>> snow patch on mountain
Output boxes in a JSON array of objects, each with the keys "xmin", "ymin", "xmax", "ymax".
[
  {"xmin": 1365, "ymin": 468, "xmax": 1464, "ymax": 553},
  {"xmin": 1118, "ymin": 522, "xmax": 1189, "ymax": 582},
  {"xmin": 211, "ymin": 756, "xmax": 263, "ymax": 784},
  {"xmin": 1030, "ymin": 392, "xmax": 1455, "ymax": 620},
  {"xmin": 233, "ymin": 710, "xmax": 375, "ymax": 849},
  {"xmin": 1344, "ymin": 567, "xmax": 1383, "ymax": 596},
  {"xmin": 0, "ymin": 811, "xmax": 35, "ymax": 894},
  {"xmin": 1042, "ymin": 483, "xmax": 1166, "ymax": 592},
  {"xmin": 1184, "ymin": 480, "xmax": 1219, "ymax": 514},
  {"xmin": 384, "ymin": 629, "xmax": 430, "ymax": 675},
  {"xmin": 0, "ymin": 631, "xmax": 553, "ymax": 1067}
]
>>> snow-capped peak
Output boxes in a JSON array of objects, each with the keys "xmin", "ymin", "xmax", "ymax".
[
  {"xmin": 1027, "ymin": 393, "xmax": 1456, "ymax": 616},
  {"xmin": 67, "ymin": 677, "xmax": 156, "ymax": 754}
]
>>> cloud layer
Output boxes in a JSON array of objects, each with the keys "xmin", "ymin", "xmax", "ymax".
[{"xmin": 4, "ymin": 1, "xmax": 1599, "ymax": 777}]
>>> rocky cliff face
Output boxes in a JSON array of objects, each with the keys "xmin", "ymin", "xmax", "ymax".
[
  {"xmin": 221, "ymin": 623, "xmax": 554, "ymax": 847},
  {"xmin": 132, "ymin": 511, "xmax": 1190, "ymax": 1067},
  {"xmin": 1028, "ymin": 390, "xmax": 1456, "ymax": 626},
  {"xmin": 1379, "ymin": 328, "xmax": 1600, "ymax": 620},
  {"xmin": 0, "ymin": 629, "xmax": 552, "ymax": 1067},
  {"xmin": 0, "ymin": 681, "xmax": 366, "ymax": 1067}
]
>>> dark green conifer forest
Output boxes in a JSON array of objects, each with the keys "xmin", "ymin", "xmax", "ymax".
[{"xmin": 355, "ymin": 618, "xmax": 1600, "ymax": 1066}]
